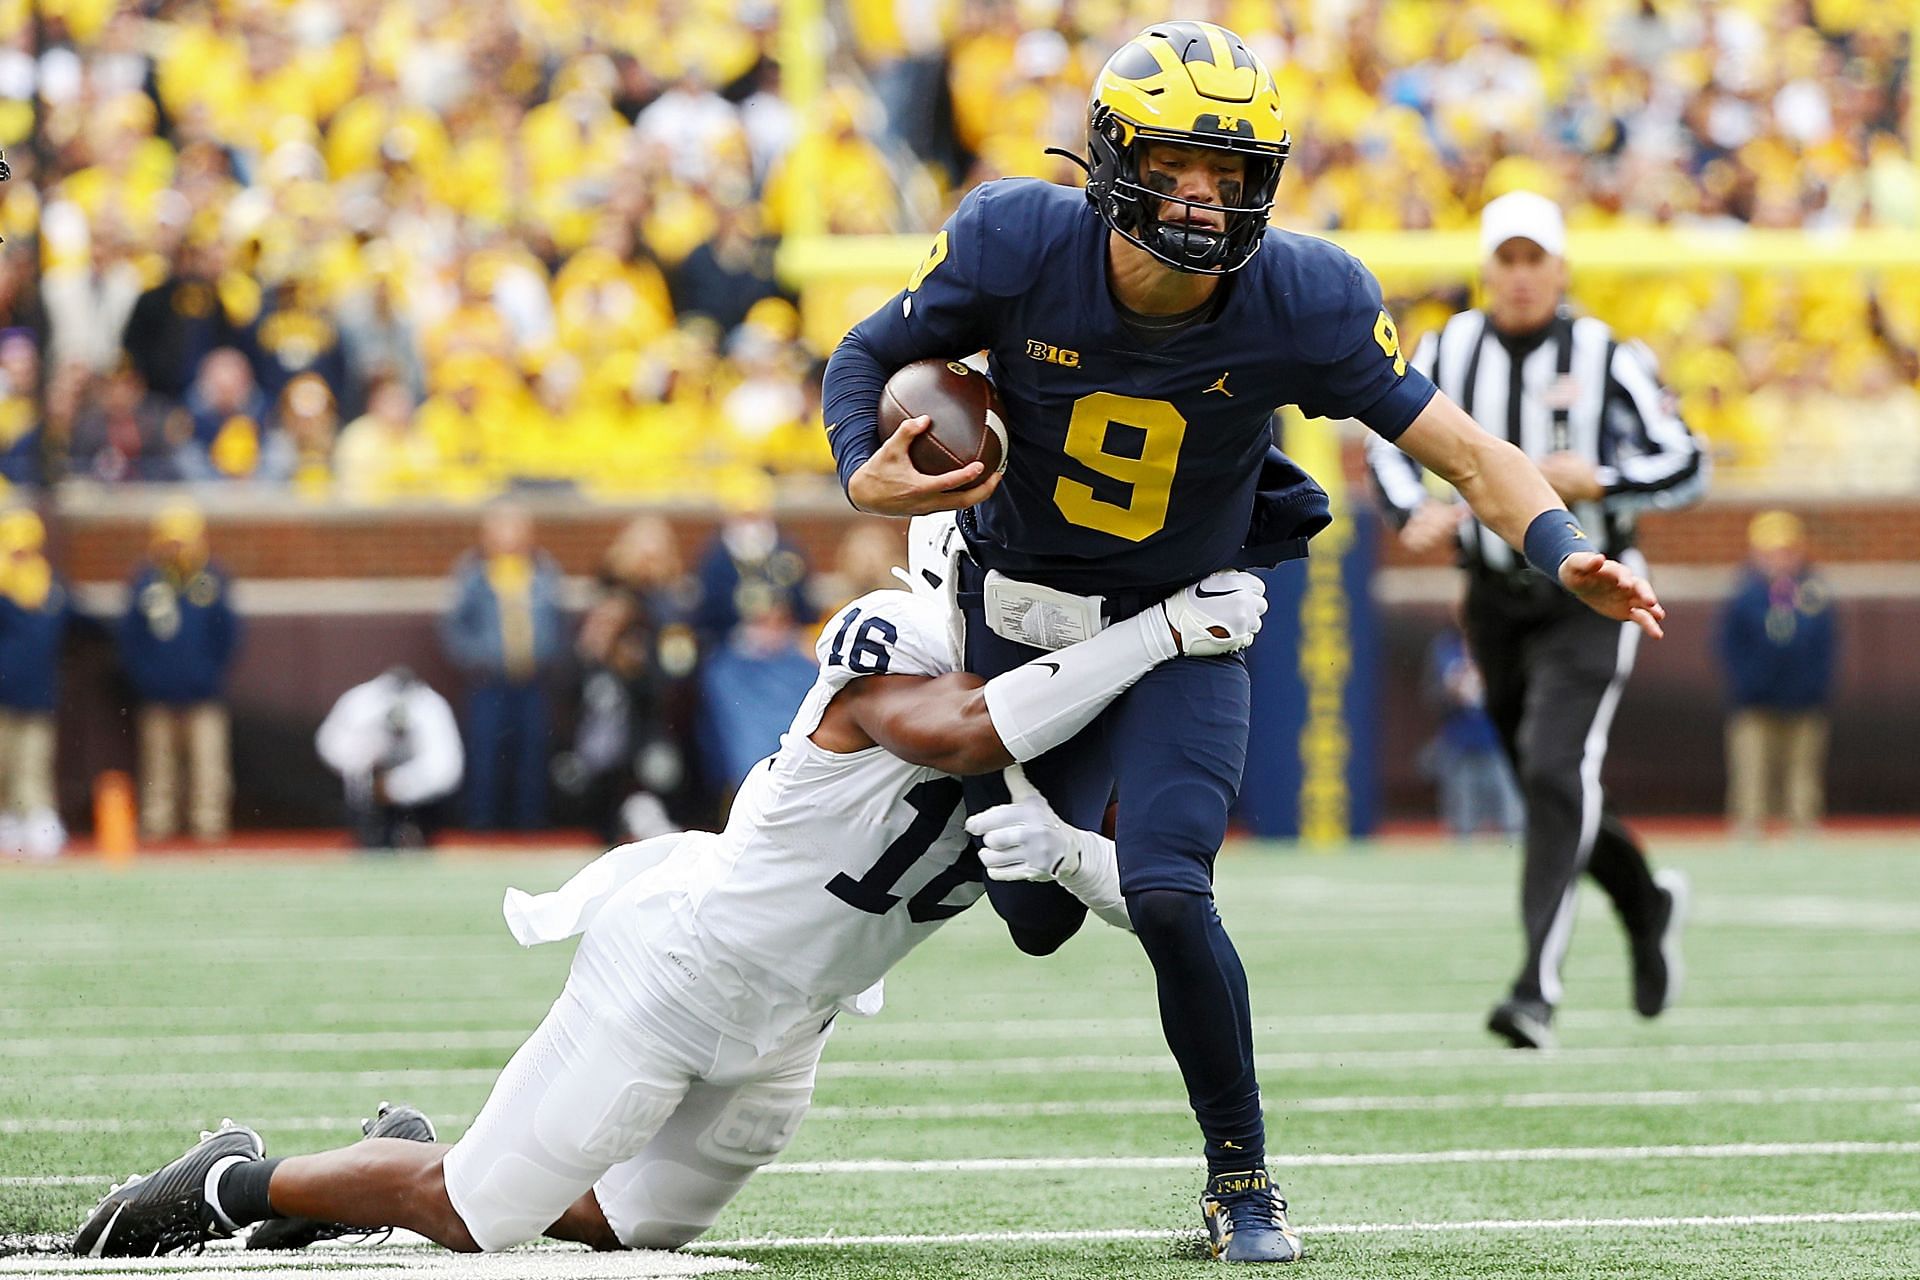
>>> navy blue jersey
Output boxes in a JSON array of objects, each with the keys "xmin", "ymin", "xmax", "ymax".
[{"xmin": 824, "ymin": 179, "xmax": 1437, "ymax": 594}]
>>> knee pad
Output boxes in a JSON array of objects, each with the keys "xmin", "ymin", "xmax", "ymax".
[
  {"xmin": 1117, "ymin": 780, "xmax": 1230, "ymax": 896},
  {"xmin": 1125, "ymin": 888, "xmax": 1213, "ymax": 953}
]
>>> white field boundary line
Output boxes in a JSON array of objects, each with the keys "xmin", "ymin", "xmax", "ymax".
[
  {"xmin": 14, "ymin": 1140, "xmax": 1920, "ymax": 1188},
  {"xmin": 8, "ymin": 1038, "xmax": 1920, "ymax": 1092},
  {"xmin": 690, "ymin": 1210, "xmax": 1920, "ymax": 1250},
  {"xmin": 6, "ymin": 1002, "xmax": 1918, "ymax": 1056},
  {"xmin": 14, "ymin": 1083, "xmax": 1920, "ymax": 1136}
]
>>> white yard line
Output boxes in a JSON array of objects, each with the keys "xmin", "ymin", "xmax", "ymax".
[
  {"xmin": 810, "ymin": 1083, "xmax": 1920, "ymax": 1121},
  {"xmin": 9, "ymin": 1083, "xmax": 1920, "ymax": 1135},
  {"xmin": 5, "ymin": 1002, "xmax": 1917, "ymax": 1056},
  {"xmin": 691, "ymin": 1209, "xmax": 1920, "ymax": 1250},
  {"xmin": 15, "ymin": 1140, "xmax": 1920, "ymax": 1188},
  {"xmin": 15, "ymin": 1082, "xmax": 1920, "ymax": 1138},
  {"xmin": 6, "ymin": 1038, "xmax": 1919, "ymax": 1093},
  {"xmin": 762, "ymin": 1142, "xmax": 1920, "ymax": 1174}
]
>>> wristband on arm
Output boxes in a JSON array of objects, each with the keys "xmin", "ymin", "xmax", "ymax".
[{"xmin": 1523, "ymin": 510, "xmax": 1594, "ymax": 583}]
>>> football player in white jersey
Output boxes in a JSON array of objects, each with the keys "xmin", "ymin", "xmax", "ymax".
[{"xmin": 73, "ymin": 517, "xmax": 1269, "ymax": 1259}]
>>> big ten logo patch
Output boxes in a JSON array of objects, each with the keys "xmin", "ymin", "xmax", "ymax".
[{"xmin": 1025, "ymin": 339, "xmax": 1081, "ymax": 367}]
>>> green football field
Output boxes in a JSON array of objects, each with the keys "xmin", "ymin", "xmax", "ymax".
[{"xmin": 4, "ymin": 836, "xmax": 1920, "ymax": 1279}]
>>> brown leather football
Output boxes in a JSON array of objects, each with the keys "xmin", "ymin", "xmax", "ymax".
[{"xmin": 876, "ymin": 358, "xmax": 1008, "ymax": 482}]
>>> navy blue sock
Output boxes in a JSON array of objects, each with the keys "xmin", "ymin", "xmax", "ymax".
[
  {"xmin": 214, "ymin": 1157, "xmax": 285, "ymax": 1226},
  {"xmin": 1127, "ymin": 889, "xmax": 1266, "ymax": 1175}
]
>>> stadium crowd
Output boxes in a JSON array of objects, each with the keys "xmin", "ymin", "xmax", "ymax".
[{"xmin": 0, "ymin": 0, "xmax": 1907, "ymax": 503}]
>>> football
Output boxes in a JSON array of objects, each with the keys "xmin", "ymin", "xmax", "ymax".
[{"xmin": 877, "ymin": 358, "xmax": 1009, "ymax": 482}]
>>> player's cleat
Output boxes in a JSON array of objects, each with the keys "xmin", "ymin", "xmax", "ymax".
[
  {"xmin": 1631, "ymin": 868, "xmax": 1691, "ymax": 1018},
  {"xmin": 71, "ymin": 1121, "xmax": 263, "ymax": 1257},
  {"xmin": 1487, "ymin": 998, "xmax": 1556, "ymax": 1050},
  {"xmin": 246, "ymin": 1102, "xmax": 437, "ymax": 1251},
  {"xmin": 1199, "ymin": 1167, "xmax": 1303, "ymax": 1263}
]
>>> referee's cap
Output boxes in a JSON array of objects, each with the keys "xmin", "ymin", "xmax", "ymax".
[{"xmin": 1480, "ymin": 191, "xmax": 1566, "ymax": 258}]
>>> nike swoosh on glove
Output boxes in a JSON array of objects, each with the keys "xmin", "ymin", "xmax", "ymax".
[{"xmin": 1162, "ymin": 570, "xmax": 1268, "ymax": 657}]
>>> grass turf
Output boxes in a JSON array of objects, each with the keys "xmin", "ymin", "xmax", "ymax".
[{"xmin": 3, "ymin": 835, "xmax": 1919, "ymax": 1277}]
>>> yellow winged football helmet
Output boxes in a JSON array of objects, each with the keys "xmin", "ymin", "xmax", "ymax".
[{"xmin": 1080, "ymin": 21, "xmax": 1290, "ymax": 274}]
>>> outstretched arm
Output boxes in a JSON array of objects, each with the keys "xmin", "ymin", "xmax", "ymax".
[
  {"xmin": 813, "ymin": 572, "xmax": 1269, "ymax": 773},
  {"xmin": 1393, "ymin": 392, "xmax": 1666, "ymax": 638}
]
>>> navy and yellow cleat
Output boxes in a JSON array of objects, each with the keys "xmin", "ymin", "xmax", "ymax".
[
  {"xmin": 246, "ymin": 1101, "xmax": 438, "ymax": 1251},
  {"xmin": 71, "ymin": 1121, "xmax": 264, "ymax": 1257},
  {"xmin": 1200, "ymin": 1167, "xmax": 1303, "ymax": 1263}
]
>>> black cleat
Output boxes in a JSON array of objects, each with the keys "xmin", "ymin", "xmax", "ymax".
[
  {"xmin": 1631, "ymin": 868, "xmax": 1690, "ymax": 1018},
  {"xmin": 1487, "ymin": 998, "xmax": 1556, "ymax": 1050},
  {"xmin": 1199, "ymin": 1167, "xmax": 1304, "ymax": 1263},
  {"xmin": 245, "ymin": 1102, "xmax": 437, "ymax": 1251},
  {"xmin": 72, "ymin": 1121, "xmax": 264, "ymax": 1257}
]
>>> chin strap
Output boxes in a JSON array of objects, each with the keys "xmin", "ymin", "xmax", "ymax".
[{"xmin": 1044, "ymin": 147, "xmax": 1093, "ymax": 178}]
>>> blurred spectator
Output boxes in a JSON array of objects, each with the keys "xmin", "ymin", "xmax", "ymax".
[
  {"xmin": 669, "ymin": 204, "xmax": 782, "ymax": 333},
  {"xmin": 1718, "ymin": 510, "xmax": 1837, "ymax": 837},
  {"xmin": 42, "ymin": 218, "xmax": 142, "ymax": 374},
  {"xmin": 0, "ymin": 330, "xmax": 42, "ymax": 486},
  {"xmin": 691, "ymin": 474, "xmax": 813, "ymax": 642},
  {"xmin": 118, "ymin": 504, "xmax": 241, "ymax": 842},
  {"xmin": 316, "ymin": 667, "xmax": 464, "ymax": 850},
  {"xmin": 121, "ymin": 239, "xmax": 253, "ymax": 400},
  {"xmin": 440, "ymin": 503, "xmax": 565, "ymax": 831},
  {"xmin": 178, "ymin": 348, "xmax": 270, "ymax": 481},
  {"xmin": 1420, "ymin": 620, "xmax": 1522, "ymax": 840},
  {"xmin": 335, "ymin": 378, "xmax": 435, "ymax": 504},
  {"xmin": 336, "ymin": 270, "xmax": 426, "ymax": 408},
  {"xmin": 254, "ymin": 279, "xmax": 348, "ymax": 403},
  {"xmin": 69, "ymin": 363, "xmax": 186, "ymax": 484},
  {"xmin": 692, "ymin": 480, "xmax": 817, "ymax": 793},
  {"xmin": 0, "ymin": 510, "xmax": 73, "ymax": 858},
  {"xmin": 556, "ymin": 515, "xmax": 697, "ymax": 842},
  {"xmin": 815, "ymin": 519, "xmax": 904, "ymax": 617},
  {"xmin": 258, "ymin": 373, "xmax": 339, "ymax": 492}
]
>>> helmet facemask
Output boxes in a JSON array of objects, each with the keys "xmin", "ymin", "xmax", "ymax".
[{"xmin": 1085, "ymin": 102, "xmax": 1287, "ymax": 276}]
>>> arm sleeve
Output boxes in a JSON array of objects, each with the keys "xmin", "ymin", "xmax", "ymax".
[
  {"xmin": 1364, "ymin": 331, "xmax": 1442, "ymax": 528},
  {"xmin": 982, "ymin": 607, "xmax": 1177, "ymax": 761},
  {"xmin": 821, "ymin": 187, "xmax": 999, "ymax": 494},
  {"xmin": 1597, "ymin": 339, "xmax": 1708, "ymax": 513},
  {"xmin": 1297, "ymin": 258, "xmax": 1437, "ymax": 440}
]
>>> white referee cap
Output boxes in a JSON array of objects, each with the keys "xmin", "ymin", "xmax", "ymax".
[{"xmin": 1479, "ymin": 191, "xmax": 1566, "ymax": 258}]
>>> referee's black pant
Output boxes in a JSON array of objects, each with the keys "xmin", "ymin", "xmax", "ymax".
[{"xmin": 1464, "ymin": 558, "xmax": 1666, "ymax": 1007}]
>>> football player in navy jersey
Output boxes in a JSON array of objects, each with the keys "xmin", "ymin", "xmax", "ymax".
[{"xmin": 822, "ymin": 20, "xmax": 1664, "ymax": 1263}]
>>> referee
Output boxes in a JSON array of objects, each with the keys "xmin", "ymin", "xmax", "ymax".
[{"xmin": 1367, "ymin": 191, "xmax": 1708, "ymax": 1050}]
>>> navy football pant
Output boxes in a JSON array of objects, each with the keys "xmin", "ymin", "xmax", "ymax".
[{"xmin": 960, "ymin": 590, "xmax": 1266, "ymax": 1170}]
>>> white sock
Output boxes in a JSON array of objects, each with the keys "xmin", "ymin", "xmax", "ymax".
[{"xmin": 983, "ymin": 608, "xmax": 1176, "ymax": 762}]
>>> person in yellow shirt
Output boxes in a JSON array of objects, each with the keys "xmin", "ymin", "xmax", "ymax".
[{"xmin": 335, "ymin": 378, "xmax": 436, "ymax": 504}]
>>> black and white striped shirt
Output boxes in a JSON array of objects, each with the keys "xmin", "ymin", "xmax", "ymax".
[{"xmin": 1365, "ymin": 308, "xmax": 1708, "ymax": 572}]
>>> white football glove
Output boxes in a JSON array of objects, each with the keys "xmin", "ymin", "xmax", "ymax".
[
  {"xmin": 1161, "ymin": 570, "xmax": 1268, "ymax": 657},
  {"xmin": 965, "ymin": 765, "xmax": 1078, "ymax": 883},
  {"xmin": 965, "ymin": 766, "xmax": 1133, "ymax": 931}
]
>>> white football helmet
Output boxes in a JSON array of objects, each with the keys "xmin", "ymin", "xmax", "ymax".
[{"xmin": 893, "ymin": 511, "xmax": 967, "ymax": 658}]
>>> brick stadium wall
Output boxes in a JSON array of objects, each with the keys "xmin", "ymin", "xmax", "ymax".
[
  {"xmin": 51, "ymin": 492, "xmax": 1917, "ymax": 584},
  {"xmin": 41, "ymin": 494, "xmax": 1919, "ymax": 827}
]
